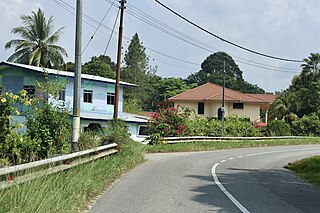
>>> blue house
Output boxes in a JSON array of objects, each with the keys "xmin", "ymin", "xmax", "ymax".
[{"xmin": 0, "ymin": 61, "xmax": 149, "ymax": 143}]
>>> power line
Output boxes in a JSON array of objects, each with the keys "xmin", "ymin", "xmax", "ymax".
[
  {"xmin": 103, "ymin": 7, "xmax": 120, "ymax": 55},
  {"xmin": 155, "ymin": 0, "xmax": 304, "ymax": 63},
  {"xmin": 82, "ymin": 0, "xmax": 117, "ymax": 53},
  {"xmin": 106, "ymin": 0, "xmax": 300, "ymax": 72},
  {"xmin": 52, "ymin": 0, "xmax": 300, "ymax": 74}
]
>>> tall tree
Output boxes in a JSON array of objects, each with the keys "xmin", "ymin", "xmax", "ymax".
[
  {"xmin": 5, "ymin": 8, "xmax": 67, "ymax": 68},
  {"xmin": 122, "ymin": 33, "xmax": 149, "ymax": 84},
  {"xmin": 301, "ymin": 53, "xmax": 320, "ymax": 80},
  {"xmin": 186, "ymin": 52, "xmax": 265, "ymax": 94},
  {"xmin": 286, "ymin": 53, "xmax": 320, "ymax": 117},
  {"xmin": 122, "ymin": 33, "xmax": 156, "ymax": 111}
]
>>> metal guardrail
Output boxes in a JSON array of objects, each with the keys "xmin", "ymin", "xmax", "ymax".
[
  {"xmin": 0, "ymin": 143, "xmax": 118, "ymax": 190},
  {"xmin": 160, "ymin": 136, "xmax": 309, "ymax": 144}
]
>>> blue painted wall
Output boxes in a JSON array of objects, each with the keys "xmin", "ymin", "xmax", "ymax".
[{"xmin": 0, "ymin": 66, "xmax": 124, "ymax": 115}]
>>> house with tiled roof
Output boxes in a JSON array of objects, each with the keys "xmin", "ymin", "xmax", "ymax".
[{"xmin": 168, "ymin": 82, "xmax": 276, "ymax": 124}]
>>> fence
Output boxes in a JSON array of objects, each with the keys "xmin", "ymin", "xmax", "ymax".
[{"xmin": 0, "ymin": 143, "xmax": 118, "ymax": 190}]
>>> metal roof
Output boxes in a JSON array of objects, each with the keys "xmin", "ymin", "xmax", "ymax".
[{"xmin": 0, "ymin": 61, "xmax": 137, "ymax": 87}]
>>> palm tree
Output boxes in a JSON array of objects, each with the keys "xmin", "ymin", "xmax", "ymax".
[
  {"xmin": 5, "ymin": 8, "xmax": 68, "ymax": 68},
  {"xmin": 268, "ymin": 97, "xmax": 299, "ymax": 124},
  {"xmin": 301, "ymin": 53, "xmax": 320, "ymax": 80}
]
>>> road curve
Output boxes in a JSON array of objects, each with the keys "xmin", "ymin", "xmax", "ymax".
[{"xmin": 89, "ymin": 145, "xmax": 320, "ymax": 213}]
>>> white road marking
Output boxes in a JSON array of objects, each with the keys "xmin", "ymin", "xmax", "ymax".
[
  {"xmin": 237, "ymin": 155, "xmax": 243, "ymax": 158},
  {"xmin": 228, "ymin": 157, "xmax": 234, "ymax": 160},
  {"xmin": 212, "ymin": 163, "xmax": 250, "ymax": 213},
  {"xmin": 211, "ymin": 147, "xmax": 320, "ymax": 213}
]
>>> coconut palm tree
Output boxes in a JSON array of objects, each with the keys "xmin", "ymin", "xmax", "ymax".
[
  {"xmin": 268, "ymin": 97, "xmax": 299, "ymax": 124},
  {"xmin": 5, "ymin": 8, "xmax": 68, "ymax": 68},
  {"xmin": 301, "ymin": 53, "xmax": 320, "ymax": 80}
]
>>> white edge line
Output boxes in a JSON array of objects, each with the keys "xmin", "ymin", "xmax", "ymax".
[
  {"xmin": 211, "ymin": 147, "xmax": 320, "ymax": 213},
  {"xmin": 212, "ymin": 163, "xmax": 250, "ymax": 213}
]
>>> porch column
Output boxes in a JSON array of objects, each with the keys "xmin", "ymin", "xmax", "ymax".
[{"xmin": 265, "ymin": 108, "xmax": 269, "ymax": 124}]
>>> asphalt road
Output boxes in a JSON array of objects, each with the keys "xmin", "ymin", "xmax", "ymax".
[{"xmin": 89, "ymin": 145, "xmax": 320, "ymax": 213}]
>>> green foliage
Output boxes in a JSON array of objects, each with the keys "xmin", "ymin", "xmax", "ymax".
[
  {"xmin": 0, "ymin": 141, "xmax": 145, "ymax": 212},
  {"xmin": 224, "ymin": 115, "xmax": 261, "ymax": 137},
  {"xmin": 0, "ymin": 90, "xmax": 36, "ymax": 164},
  {"xmin": 122, "ymin": 33, "xmax": 159, "ymax": 111},
  {"xmin": 291, "ymin": 113, "xmax": 320, "ymax": 136},
  {"xmin": 100, "ymin": 120, "xmax": 132, "ymax": 148},
  {"xmin": 153, "ymin": 77, "xmax": 197, "ymax": 103},
  {"xmin": 186, "ymin": 52, "xmax": 265, "ymax": 94},
  {"xmin": 267, "ymin": 120, "xmax": 291, "ymax": 136},
  {"xmin": 0, "ymin": 74, "xmax": 71, "ymax": 165},
  {"xmin": 148, "ymin": 108, "xmax": 260, "ymax": 142},
  {"xmin": 82, "ymin": 55, "xmax": 116, "ymax": 78},
  {"xmin": 148, "ymin": 106, "xmax": 193, "ymax": 142},
  {"xmin": 5, "ymin": 8, "xmax": 67, "ymax": 68},
  {"xmin": 184, "ymin": 116, "xmax": 220, "ymax": 136},
  {"xmin": 286, "ymin": 155, "xmax": 320, "ymax": 187},
  {"xmin": 146, "ymin": 138, "xmax": 320, "ymax": 153},
  {"xmin": 78, "ymin": 131, "xmax": 101, "ymax": 151}
]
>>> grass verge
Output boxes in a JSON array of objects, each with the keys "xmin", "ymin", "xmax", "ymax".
[
  {"xmin": 285, "ymin": 156, "xmax": 320, "ymax": 187},
  {"xmin": 0, "ymin": 141, "xmax": 145, "ymax": 213},
  {"xmin": 146, "ymin": 138, "xmax": 320, "ymax": 153}
]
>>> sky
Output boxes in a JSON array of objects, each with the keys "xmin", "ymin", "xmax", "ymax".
[{"xmin": 1, "ymin": 0, "xmax": 320, "ymax": 93}]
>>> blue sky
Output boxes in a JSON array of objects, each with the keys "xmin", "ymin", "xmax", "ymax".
[{"xmin": 1, "ymin": 0, "xmax": 320, "ymax": 92}]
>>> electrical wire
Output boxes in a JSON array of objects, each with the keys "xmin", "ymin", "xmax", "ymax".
[
  {"xmin": 52, "ymin": 0, "xmax": 300, "ymax": 75},
  {"xmin": 155, "ymin": 0, "xmax": 303, "ymax": 63},
  {"xmin": 103, "ymin": 7, "xmax": 120, "ymax": 55},
  {"xmin": 82, "ymin": 0, "xmax": 116, "ymax": 53},
  {"xmin": 106, "ymin": 0, "xmax": 300, "ymax": 72}
]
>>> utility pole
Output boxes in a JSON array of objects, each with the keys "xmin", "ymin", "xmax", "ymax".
[
  {"xmin": 114, "ymin": 0, "xmax": 126, "ymax": 120},
  {"xmin": 221, "ymin": 61, "xmax": 225, "ymax": 137},
  {"xmin": 71, "ymin": 0, "xmax": 82, "ymax": 152}
]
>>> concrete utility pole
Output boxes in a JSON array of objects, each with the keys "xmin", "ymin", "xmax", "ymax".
[
  {"xmin": 114, "ymin": 0, "xmax": 126, "ymax": 120},
  {"xmin": 71, "ymin": 0, "xmax": 82, "ymax": 152},
  {"xmin": 221, "ymin": 61, "xmax": 225, "ymax": 137}
]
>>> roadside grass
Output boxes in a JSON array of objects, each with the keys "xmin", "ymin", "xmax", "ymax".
[
  {"xmin": 0, "ymin": 141, "xmax": 145, "ymax": 213},
  {"xmin": 145, "ymin": 138, "xmax": 320, "ymax": 153},
  {"xmin": 285, "ymin": 156, "xmax": 320, "ymax": 187}
]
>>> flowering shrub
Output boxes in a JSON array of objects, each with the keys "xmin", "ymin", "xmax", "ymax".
[
  {"xmin": 148, "ymin": 108, "xmax": 261, "ymax": 143},
  {"xmin": 147, "ymin": 106, "xmax": 193, "ymax": 142},
  {"xmin": 0, "ymin": 75, "xmax": 71, "ymax": 165}
]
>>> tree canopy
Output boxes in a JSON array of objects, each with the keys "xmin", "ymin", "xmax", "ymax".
[
  {"xmin": 186, "ymin": 52, "xmax": 265, "ymax": 94},
  {"xmin": 5, "ymin": 8, "xmax": 68, "ymax": 68},
  {"xmin": 82, "ymin": 55, "xmax": 116, "ymax": 78}
]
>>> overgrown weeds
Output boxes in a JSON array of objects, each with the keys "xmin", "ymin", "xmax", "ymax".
[
  {"xmin": 0, "ymin": 141, "xmax": 145, "ymax": 213},
  {"xmin": 146, "ymin": 138, "xmax": 320, "ymax": 153},
  {"xmin": 285, "ymin": 155, "xmax": 320, "ymax": 187}
]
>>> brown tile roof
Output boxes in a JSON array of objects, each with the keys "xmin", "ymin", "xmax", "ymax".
[{"xmin": 168, "ymin": 82, "xmax": 276, "ymax": 104}]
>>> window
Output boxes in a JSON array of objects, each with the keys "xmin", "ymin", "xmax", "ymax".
[
  {"xmin": 233, "ymin": 103, "xmax": 244, "ymax": 109},
  {"xmin": 138, "ymin": 125, "xmax": 149, "ymax": 136},
  {"xmin": 59, "ymin": 90, "xmax": 66, "ymax": 101},
  {"xmin": 23, "ymin": 85, "xmax": 35, "ymax": 98},
  {"xmin": 84, "ymin": 90, "xmax": 93, "ymax": 103},
  {"xmin": 198, "ymin": 102, "xmax": 204, "ymax": 114},
  {"xmin": 107, "ymin": 92, "xmax": 115, "ymax": 105}
]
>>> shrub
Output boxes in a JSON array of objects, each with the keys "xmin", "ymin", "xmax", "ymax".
[
  {"xmin": 148, "ymin": 106, "xmax": 193, "ymax": 138},
  {"xmin": 267, "ymin": 120, "xmax": 291, "ymax": 136},
  {"xmin": 291, "ymin": 113, "xmax": 320, "ymax": 136},
  {"xmin": 78, "ymin": 131, "xmax": 101, "ymax": 151},
  {"xmin": 184, "ymin": 117, "xmax": 221, "ymax": 136},
  {"xmin": 224, "ymin": 115, "xmax": 261, "ymax": 137},
  {"xmin": 100, "ymin": 120, "xmax": 132, "ymax": 148}
]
